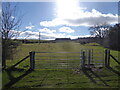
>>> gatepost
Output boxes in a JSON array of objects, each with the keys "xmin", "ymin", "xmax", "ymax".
[{"xmin": 29, "ymin": 51, "xmax": 35, "ymax": 70}]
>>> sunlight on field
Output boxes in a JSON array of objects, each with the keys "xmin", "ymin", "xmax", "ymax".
[{"xmin": 3, "ymin": 42, "xmax": 120, "ymax": 88}]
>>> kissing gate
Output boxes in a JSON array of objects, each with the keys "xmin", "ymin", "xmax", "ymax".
[{"xmin": 29, "ymin": 49, "xmax": 110, "ymax": 70}]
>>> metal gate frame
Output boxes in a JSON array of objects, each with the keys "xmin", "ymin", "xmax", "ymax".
[{"xmin": 29, "ymin": 49, "xmax": 110, "ymax": 70}]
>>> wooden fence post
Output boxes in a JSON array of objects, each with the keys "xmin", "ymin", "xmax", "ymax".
[
  {"xmin": 88, "ymin": 49, "xmax": 91, "ymax": 66},
  {"xmin": 29, "ymin": 51, "xmax": 35, "ymax": 70},
  {"xmin": 81, "ymin": 51, "xmax": 85, "ymax": 69},
  {"xmin": 91, "ymin": 49, "xmax": 93, "ymax": 64},
  {"xmin": 107, "ymin": 49, "xmax": 110, "ymax": 67},
  {"xmin": 105, "ymin": 49, "xmax": 108, "ymax": 67},
  {"xmin": 105, "ymin": 49, "xmax": 110, "ymax": 67}
]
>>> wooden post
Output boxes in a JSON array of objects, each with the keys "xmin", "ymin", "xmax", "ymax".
[
  {"xmin": 107, "ymin": 49, "xmax": 110, "ymax": 67},
  {"xmin": 81, "ymin": 51, "xmax": 85, "ymax": 69},
  {"xmin": 91, "ymin": 49, "xmax": 93, "ymax": 64},
  {"xmin": 80, "ymin": 50, "xmax": 83, "ymax": 67},
  {"xmin": 105, "ymin": 49, "xmax": 108, "ymax": 67},
  {"xmin": 88, "ymin": 49, "xmax": 91, "ymax": 66},
  {"xmin": 29, "ymin": 51, "xmax": 35, "ymax": 70}
]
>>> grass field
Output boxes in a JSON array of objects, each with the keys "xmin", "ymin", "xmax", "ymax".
[{"xmin": 2, "ymin": 42, "xmax": 120, "ymax": 88}]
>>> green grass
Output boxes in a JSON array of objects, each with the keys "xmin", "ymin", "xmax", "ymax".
[{"xmin": 2, "ymin": 42, "xmax": 120, "ymax": 88}]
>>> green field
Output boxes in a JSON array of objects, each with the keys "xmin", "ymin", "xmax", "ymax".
[{"xmin": 2, "ymin": 42, "xmax": 120, "ymax": 88}]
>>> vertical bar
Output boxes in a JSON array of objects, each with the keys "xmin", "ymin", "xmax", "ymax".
[
  {"xmin": 105, "ymin": 49, "xmax": 108, "ymax": 67},
  {"xmin": 88, "ymin": 49, "xmax": 91, "ymax": 66},
  {"xmin": 103, "ymin": 50, "xmax": 105, "ymax": 67},
  {"xmin": 91, "ymin": 49, "xmax": 93, "ymax": 64},
  {"xmin": 29, "ymin": 51, "xmax": 35, "ymax": 70},
  {"xmin": 107, "ymin": 49, "xmax": 110, "ymax": 67},
  {"xmin": 86, "ymin": 49, "xmax": 87, "ymax": 64},
  {"xmin": 80, "ymin": 49, "xmax": 82, "ymax": 67}
]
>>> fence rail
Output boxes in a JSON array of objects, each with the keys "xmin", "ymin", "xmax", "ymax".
[
  {"xmin": 35, "ymin": 59, "xmax": 81, "ymax": 61},
  {"xmin": 35, "ymin": 52, "xmax": 80, "ymax": 53},
  {"xmin": 10, "ymin": 55, "xmax": 30, "ymax": 68},
  {"xmin": 35, "ymin": 55, "xmax": 80, "ymax": 57},
  {"xmin": 110, "ymin": 54, "xmax": 120, "ymax": 65}
]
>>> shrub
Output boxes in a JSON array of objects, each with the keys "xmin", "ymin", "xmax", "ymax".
[{"xmin": 2, "ymin": 39, "xmax": 21, "ymax": 68}]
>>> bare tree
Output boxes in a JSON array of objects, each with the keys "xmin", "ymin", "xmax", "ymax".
[
  {"xmin": 89, "ymin": 23, "xmax": 111, "ymax": 38},
  {"xmin": 1, "ymin": 2, "xmax": 23, "ymax": 40},
  {"xmin": 1, "ymin": 2, "xmax": 24, "ymax": 69}
]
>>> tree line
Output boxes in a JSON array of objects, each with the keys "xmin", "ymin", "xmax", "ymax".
[{"xmin": 89, "ymin": 23, "xmax": 120, "ymax": 51}]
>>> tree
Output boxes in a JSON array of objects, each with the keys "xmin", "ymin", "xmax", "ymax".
[
  {"xmin": 1, "ymin": 2, "xmax": 23, "ymax": 69},
  {"xmin": 89, "ymin": 23, "xmax": 111, "ymax": 38},
  {"xmin": 1, "ymin": 2, "xmax": 23, "ymax": 40},
  {"xmin": 108, "ymin": 24, "xmax": 120, "ymax": 50}
]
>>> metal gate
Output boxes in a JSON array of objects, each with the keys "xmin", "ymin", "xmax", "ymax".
[
  {"xmin": 29, "ymin": 49, "xmax": 110, "ymax": 70},
  {"xmin": 80, "ymin": 49, "xmax": 109, "ymax": 68},
  {"xmin": 34, "ymin": 52, "xmax": 80, "ymax": 69}
]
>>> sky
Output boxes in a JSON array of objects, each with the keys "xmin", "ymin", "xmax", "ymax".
[{"xmin": 4, "ymin": 1, "xmax": 118, "ymax": 40}]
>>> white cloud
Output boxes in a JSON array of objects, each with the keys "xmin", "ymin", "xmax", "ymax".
[
  {"xmin": 59, "ymin": 27, "xmax": 74, "ymax": 33},
  {"xmin": 40, "ymin": 19, "xmax": 66, "ymax": 27},
  {"xmin": 64, "ymin": 9, "xmax": 118, "ymax": 26},
  {"xmin": 11, "ymin": 28, "xmax": 89, "ymax": 40},
  {"xmin": 40, "ymin": 0, "xmax": 118, "ymax": 27},
  {"xmin": 39, "ymin": 28, "xmax": 56, "ymax": 34},
  {"xmin": 25, "ymin": 25, "xmax": 35, "ymax": 29}
]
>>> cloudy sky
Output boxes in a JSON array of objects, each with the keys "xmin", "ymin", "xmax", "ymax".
[{"xmin": 8, "ymin": 1, "xmax": 118, "ymax": 40}]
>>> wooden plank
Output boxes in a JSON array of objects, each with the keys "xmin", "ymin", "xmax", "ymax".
[{"xmin": 11, "ymin": 55, "xmax": 30, "ymax": 68}]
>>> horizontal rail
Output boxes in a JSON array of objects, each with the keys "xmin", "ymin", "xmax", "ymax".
[
  {"xmin": 92, "ymin": 60, "xmax": 104, "ymax": 61},
  {"xmin": 93, "ymin": 52, "xmax": 103, "ymax": 54},
  {"xmin": 35, "ymin": 67, "xmax": 76, "ymax": 69},
  {"xmin": 35, "ymin": 55, "xmax": 80, "ymax": 57},
  {"xmin": 92, "ymin": 63, "xmax": 104, "ymax": 65},
  {"xmin": 35, "ymin": 59, "xmax": 80, "ymax": 61},
  {"xmin": 35, "ymin": 52, "xmax": 80, "ymax": 53},
  {"xmin": 35, "ymin": 63, "xmax": 79, "ymax": 65},
  {"xmin": 80, "ymin": 49, "xmax": 104, "ymax": 50}
]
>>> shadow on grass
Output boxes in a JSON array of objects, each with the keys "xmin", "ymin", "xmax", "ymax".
[
  {"xmin": 3, "ymin": 67, "xmax": 33, "ymax": 89},
  {"xmin": 82, "ymin": 68, "xmax": 109, "ymax": 87},
  {"xmin": 106, "ymin": 66, "xmax": 120, "ymax": 76},
  {"xmin": 82, "ymin": 70, "xmax": 97, "ymax": 84},
  {"xmin": 35, "ymin": 70, "xmax": 50, "ymax": 87}
]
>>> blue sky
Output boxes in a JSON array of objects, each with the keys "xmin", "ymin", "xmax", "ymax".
[{"xmin": 8, "ymin": 1, "xmax": 118, "ymax": 40}]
